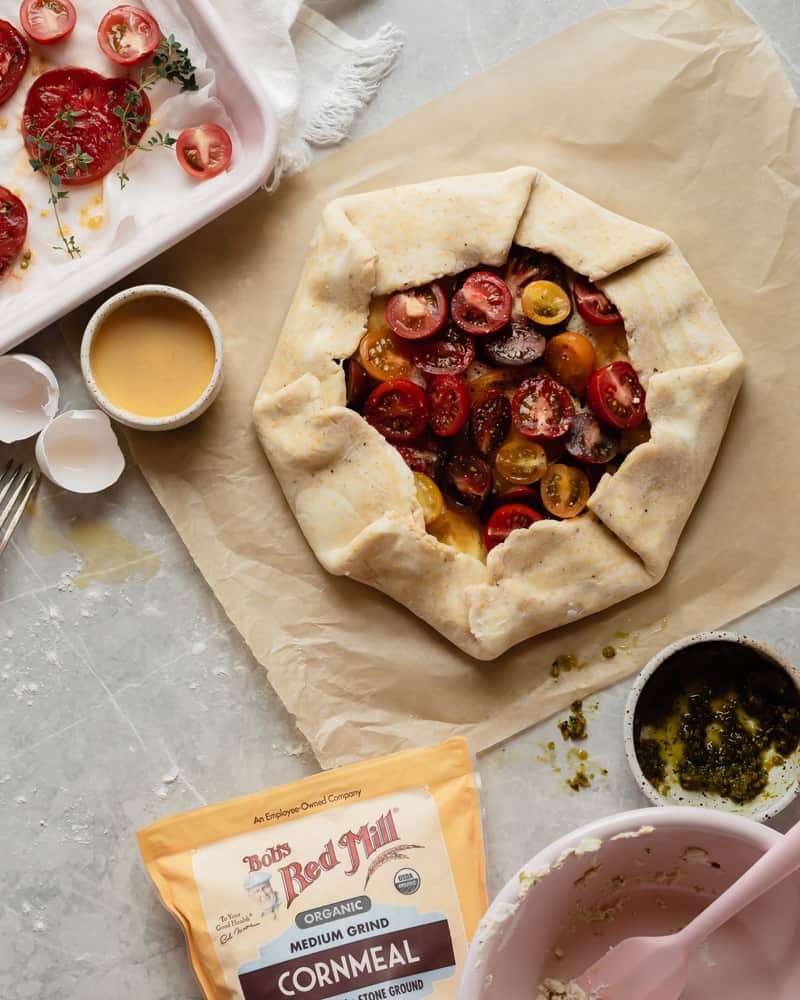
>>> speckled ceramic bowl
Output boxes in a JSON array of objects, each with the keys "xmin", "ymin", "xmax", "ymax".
[
  {"xmin": 458, "ymin": 807, "xmax": 800, "ymax": 1000},
  {"xmin": 80, "ymin": 284, "xmax": 224, "ymax": 432},
  {"xmin": 623, "ymin": 632, "xmax": 800, "ymax": 823}
]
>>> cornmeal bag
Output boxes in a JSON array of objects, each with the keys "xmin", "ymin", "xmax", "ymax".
[{"xmin": 138, "ymin": 738, "xmax": 487, "ymax": 1000}]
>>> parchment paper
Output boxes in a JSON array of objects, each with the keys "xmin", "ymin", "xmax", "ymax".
[{"xmin": 63, "ymin": 0, "xmax": 800, "ymax": 769}]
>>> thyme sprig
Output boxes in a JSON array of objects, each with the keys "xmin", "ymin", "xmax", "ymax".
[
  {"xmin": 27, "ymin": 108, "xmax": 94, "ymax": 257},
  {"xmin": 115, "ymin": 35, "xmax": 198, "ymax": 189}
]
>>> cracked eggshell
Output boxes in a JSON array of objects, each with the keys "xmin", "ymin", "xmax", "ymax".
[
  {"xmin": 0, "ymin": 353, "xmax": 59, "ymax": 443},
  {"xmin": 35, "ymin": 409, "xmax": 125, "ymax": 493}
]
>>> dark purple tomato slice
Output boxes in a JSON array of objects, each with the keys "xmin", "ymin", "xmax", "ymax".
[
  {"xmin": 451, "ymin": 271, "xmax": 512, "ymax": 336},
  {"xmin": 427, "ymin": 375, "xmax": 471, "ymax": 437},
  {"xmin": 511, "ymin": 375, "xmax": 575, "ymax": 440},
  {"xmin": 0, "ymin": 20, "xmax": 29, "ymax": 107},
  {"xmin": 565, "ymin": 411, "xmax": 620, "ymax": 464},
  {"xmin": 479, "ymin": 319, "xmax": 546, "ymax": 367},
  {"xmin": 385, "ymin": 282, "xmax": 448, "ymax": 340},
  {"xmin": 587, "ymin": 361, "xmax": 646, "ymax": 429},
  {"xmin": 485, "ymin": 503, "xmax": 543, "ymax": 551},
  {"xmin": 490, "ymin": 486, "xmax": 541, "ymax": 514},
  {"xmin": 573, "ymin": 275, "xmax": 622, "ymax": 327},
  {"xmin": 442, "ymin": 454, "xmax": 492, "ymax": 511},
  {"xmin": 395, "ymin": 435, "xmax": 448, "ymax": 480},
  {"xmin": 505, "ymin": 246, "xmax": 566, "ymax": 300},
  {"xmin": 344, "ymin": 358, "xmax": 370, "ymax": 409},
  {"xmin": 411, "ymin": 325, "xmax": 475, "ymax": 376},
  {"xmin": 471, "ymin": 390, "xmax": 511, "ymax": 456},
  {"xmin": 364, "ymin": 379, "xmax": 428, "ymax": 443}
]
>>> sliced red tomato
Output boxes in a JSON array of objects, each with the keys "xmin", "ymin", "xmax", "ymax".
[
  {"xmin": 573, "ymin": 275, "xmax": 622, "ymax": 327},
  {"xmin": 386, "ymin": 282, "xmax": 447, "ymax": 340},
  {"xmin": 427, "ymin": 375, "xmax": 470, "ymax": 438},
  {"xmin": 485, "ymin": 503, "xmax": 543, "ymax": 551},
  {"xmin": 479, "ymin": 320, "xmax": 545, "ymax": 367},
  {"xmin": 451, "ymin": 271, "xmax": 512, "ymax": 336},
  {"xmin": 0, "ymin": 20, "xmax": 29, "ymax": 107},
  {"xmin": 443, "ymin": 454, "xmax": 492, "ymax": 511},
  {"xmin": 97, "ymin": 5, "xmax": 161, "ymax": 65},
  {"xmin": 587, "ymin": 361, "xmax": 646, "ymax": 429},
  {"xmin": 411, "ymin": 325, "xmax": 475, "ymax": 376},
  {"xmin": 0, "ymin": 186, "xmax": 28, "ymax": 280},
  {"xmin": 176, "ymin": 123, "xmax": 233, "ymax": 181},
  {"xmin": 395, "ymin": 435, "xmax": 448, "ymax": 480},
  {"xmin": 364, "ymin": 379, "xmax": 428, "ymax": 443},
  {"xmin": 512, "ymin": 375, "xmax": 575, "ymax": 440},
  {"xmin": 20, "ymin": 0, "xmax": 76, "ymax": 44},
  {"xmin": 471, "ymin": 391, "xmax": 511, "ymax": 456},
  {"xmin": 24, "ymin": 68, "xmax": 150, "ymax": 186},
  {"xmin": 565, "ymin": 411, "xmax": 620, "ymax": 464},
  {"xmin": 492, "ymin": 486, "xmax": 540, "ymax": 512}
]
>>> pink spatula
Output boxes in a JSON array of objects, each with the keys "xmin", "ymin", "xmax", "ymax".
[{"xmin": 574, "ymin": 817, "xmax": 800, "ymax": 1000}]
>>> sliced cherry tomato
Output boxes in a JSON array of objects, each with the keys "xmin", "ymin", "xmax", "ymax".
[
  {"xmin": 20, "ymin": 0, "xmax": 76, "ymax": 44},
  {"xmin": 467, "ymin": 369, "xmax": 522, "ymax": 404},
  {"xmin": 521, "ymin": 280, "xmax": 572, "ymax": 327},
  {"xmin": 427, "ymin": 374, "xmax": 470, "ymax": 438},
  {"xmin": 0, "ymin": 186, "xmax": 28, "ymax": 280},
  {"xmin": 413, "ymin": 472, "xmax": 444, "ymax": 525},
  {"xmin": 428, "ymin": 508, "xmax": 485, "ymax": 561},
  {"xmin": 485, "ymin": 503, "xmax": 543, "ymax": 551},
  {"xmin": 358, "ymin": 328, "xmax": 413, "ymax": 382},
  {"xmin": 176, "ymin": 123, "xmax": 233, "ymax": 180},
  {"xmin": 344, "ymin": 357, "xmax": 370, "ymax": 409},
  {"xmin": 587, "ymin": 361, "xmax": 646, "ymax": 429},
  {"xmin": 543, "ymin": 332, "xmax": 597, "ymax": 394},
  {"xmin": 0, "ymin": 20, "xmax": 29, "ymax": 107},
  {"xmin": 573, "ymin": 275, "xmax": 622, "ymax": 327},
  {"xmin": 565, "ymin": 411, "xmax": 620, "ymax": 464},
  {"xmin": 541, "ymin": 464, "xmax": 590, "ymax": 519},
  {"xmin": 492, "ymin": 486, "xmax": 541, "ymax": 511},
  {"xmin": 364, "ymin": 379, "xmax": 428, "ymax": 443},
  {"xmin": 471, "ymin": 391, "xmax": 511, "ymax": 456},
  {"xmin": 442, "ymin": 454, "xmax": 492, "ymax": 511},
  {"xmin": 395, "ymin": 435, "xmax": 447, "ymax": 480},
  {"xmin": 411, "ymin": 325, "xmax": 475, "ymax": 376},
  {"xmin": 512, "ymin": 375, "xmax": 575, "ymax": 440},
  {"xmin": 386, "ymin": 282, "xmax": 447, "ymax": 340},
  {"xmin": 97, "ymin": 5, "xmax": 161, "ymax": 65},
  {"xmin": 451, "ymin": 271, "xmax": 512, "ymax": 336},
  {"xmin": 505, "ymin": 247, "xmax": 566, "ymax": 302},
  {"xmin": 495, "ymin": 440, "xmax": 547, "ymax": 485},
  {"xmin": 23, "ymin": 68, "xmax": 150, "ymax": 186},
  {"xmin": 479, "ymin": 320, "xmax": 546, "ymax": 367}
]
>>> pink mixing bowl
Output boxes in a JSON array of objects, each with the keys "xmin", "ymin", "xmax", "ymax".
[{"xmin": 458, "ymin": 807, "xmax": 800, "ymax": 1000}]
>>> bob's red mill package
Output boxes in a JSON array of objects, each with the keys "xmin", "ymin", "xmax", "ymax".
[{"xmin": 137, "ymin": 738, "xmax": 487, "ymax": 1000}]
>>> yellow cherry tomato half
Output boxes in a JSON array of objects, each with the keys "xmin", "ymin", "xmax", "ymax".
[
  {"xmin": 467, "ymin": 369, "xmax": 521, "ymax": 404},
  {"xmin": 414, "ymin": 472, "xmax": 444, "ymax": 525},
  {"xmin": 540, "ymin": 463, "xmax": 590, "ymax": 519},
  {"xmin": 428, "ymin": 508, "xmax": 486, "ymax": 562},
  {"xmin": 494, "ymin": 440, "xmax": 548, "ymax": 485},
  {"xmin": 543, "ymin": 332, "xmax": 597, "ymax": 394},
  {"xmin": 521, "ymin": 280, "xmax": 572, "ymax": 326},
  {"xmin": 358, "ymin": 328, "xmax": 413, "ymax": 382}
]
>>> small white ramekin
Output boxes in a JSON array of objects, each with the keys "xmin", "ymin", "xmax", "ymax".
[
  {"xmin": 623, "ymin": 631, "xmax": 800, "ymax": 824},
  {"xmin": 80, "ymin": 284, "xmax": 224, "ymax": 431}
]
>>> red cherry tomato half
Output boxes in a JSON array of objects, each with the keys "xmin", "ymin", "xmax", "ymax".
[
  {"xmin": 24, "ymin": 67, "xmax": 150, "ymax": 186},
  {"xmin": 97, "ymin": 5, "xmax": 161, "ymax": 65},
  {"xmin": 20, "ymin": 0, "xmax": 76, "ymax": 44},
  {"xmin": 587, "ymin": 361, "xmax": 647, "ymax": 429},
  {"xmin": 573, "ymin": 274, "xmax": 622, "ymax": 327},
  {"xmin": 364, "ymin": 379, "xmax": 428, "ymax": 443},
  {"xmin": 451, "ymin": 271, "xmax": 512, "ymax": 336},
  {"xmin": 492, "ymin": 487, "xmax": 540, "ymax": 512},
  {"xmin": 512, "ymin": 375, "xmax": 575, "ymax": 441},
  {"xmin": 485, "ymin": 503, "xmax": 543, "ymax": 551},
  {"xmin": 0, "ymin": 20, "xmax": 29, "ymax": 106},
  {"xmin": 176, "ymin": 123, "xmax": 233, "ymax": 181},
  {"xmin": 411, "ymin": 325, "xmax": 475, "ymax": 376},
  {"xmin": 442, "ymin": 454, "xmax": 493, "ymax": 511},
  {"xmin": 386, "ymin": 282, "xmax": 447, "ymax": 341},
  {"xmin": 471, "ymin": 390, "xmax": 511, "ymax": 456},
  {"xmin": 394, "ymin": 435, "xmax": 448, "ymax": 480},
  {"xmin": 426, "ymin": 375, "xmax": 471, "ymax": 438},
  {"xmin": 565, "ymin": 411, "xmax": 620, "ymax": 464},
  {"xmin": 479, "ymin": 319, "xmax": 546, "ymax": 367},
  {"xmin": 0, "ymin": 185, "xmax": 28, "ymax": 280}
]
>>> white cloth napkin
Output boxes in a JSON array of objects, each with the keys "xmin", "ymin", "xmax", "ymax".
[{"xmin": 214, "ymin": 1, "xmax": 404, "ymax": 187}]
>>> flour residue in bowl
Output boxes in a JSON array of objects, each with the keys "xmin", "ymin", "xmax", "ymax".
[{"xmin": 535, "ymin": 979, "xmax": 588, "ymax": 1000}]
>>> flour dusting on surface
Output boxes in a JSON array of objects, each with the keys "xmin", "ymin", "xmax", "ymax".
[{"xmin": 535, "ymin": 979, "xmax": 587, "ymax": 1000}]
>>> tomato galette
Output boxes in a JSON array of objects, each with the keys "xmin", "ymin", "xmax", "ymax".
[{"xmin": 253, "ymin": 168, "xmax": 744, "ymax": 660}]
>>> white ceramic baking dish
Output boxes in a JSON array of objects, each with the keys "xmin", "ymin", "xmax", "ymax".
[{"xmin": 0, "ymin": 0, "xmax": 278, "ymax": 355}]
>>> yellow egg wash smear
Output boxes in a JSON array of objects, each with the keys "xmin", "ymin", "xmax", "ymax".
[{"xmin": 90, "ymin": 297, "xmax": 216, "ymax": 418}]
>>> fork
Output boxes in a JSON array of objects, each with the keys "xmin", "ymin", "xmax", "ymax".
[{"xmin": 0, "ymin": 460, "xmax": 41, "ymax": 559}]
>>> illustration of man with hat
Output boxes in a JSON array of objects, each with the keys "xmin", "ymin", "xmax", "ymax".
[{"xmin": 243, "ymin": 869, "xmax": 281, "ymax": 919}]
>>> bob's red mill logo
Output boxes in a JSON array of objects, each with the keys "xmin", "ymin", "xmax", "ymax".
[{"xmin": 242, "ymin": 811, "xmax": 400, "ymax": 907}]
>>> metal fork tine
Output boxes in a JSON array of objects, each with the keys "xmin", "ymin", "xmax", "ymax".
[
  {"xmin": 0, "ymin": 465, "xmax": 40, "ymax": 559},
  {"xmin": 0, "ymin": 459, "xmax": 16, "ymax": 507}
]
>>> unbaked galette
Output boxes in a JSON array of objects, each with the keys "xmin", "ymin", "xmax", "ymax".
[{"xmin": 253, "ymin": 168, "xmax": 744, "ymax": 660}]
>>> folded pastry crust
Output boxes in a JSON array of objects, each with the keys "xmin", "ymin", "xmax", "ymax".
[{"xmin": 253, "ymin": 167, "xmax": 744, "ymax": 660}]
